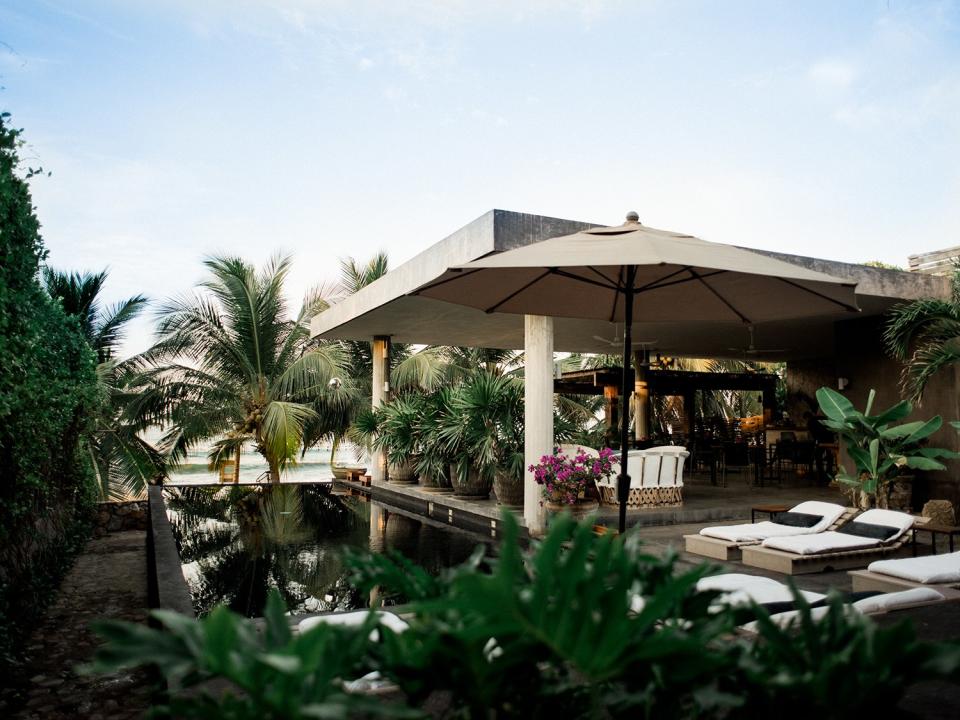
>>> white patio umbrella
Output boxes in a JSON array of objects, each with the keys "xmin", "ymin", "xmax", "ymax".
[{"xmin": 414, "ymin": 213, "xmax": 860, "ymax": 533}]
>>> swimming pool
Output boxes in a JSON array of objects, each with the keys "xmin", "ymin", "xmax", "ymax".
[{"xmin": 164, "ymin": 484, "xmax": 484, "ymax": 617}]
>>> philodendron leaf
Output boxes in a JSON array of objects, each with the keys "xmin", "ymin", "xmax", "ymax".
[
  {"xmin": 817, "ymin": 387, "xmax": 855, "ymax": 422},
  {"xmin": 869, "ymin": 438, "xmax": 880, "ymax": 475},
  {"xmin": 864, "ymin": 389, "xmax": 876, "ymax": 417},
  {"xmin": 951, "ymin": 420, "xmax": 960, "ymax": 433}
]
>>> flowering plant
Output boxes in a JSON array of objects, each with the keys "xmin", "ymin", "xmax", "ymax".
[{"xmin": 529, "ymin": 446, "xmax": 618, "ymax": 505}]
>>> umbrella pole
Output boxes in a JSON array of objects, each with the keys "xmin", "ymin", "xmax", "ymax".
[{"xmin": 618, "ymin": 267, "xmax": 637, "ymax": 535}]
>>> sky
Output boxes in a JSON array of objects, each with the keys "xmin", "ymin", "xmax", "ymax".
[{"xmin": 2, "ymin": 0, "xmax": 960, "ymax": 356}]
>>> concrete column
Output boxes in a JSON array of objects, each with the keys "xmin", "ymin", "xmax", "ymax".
[
  {"xmin": 371, "ymin": 336, "xmax": 391, "ymax": 484},
  {"xmin": 634, "ymin": 371, "xmax": 649, "ymax": 443},
  {"xmin": 524, "ymin": 315, "xmax": 554, "ymax": 536}
]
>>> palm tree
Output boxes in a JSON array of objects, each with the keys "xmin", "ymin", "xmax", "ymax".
[
  {"xmin": 42, "ymin": 267, "xmax": 162, "ymax": 499},
  {"xmin": 885, "ymin": 264, "xmax": 960, "ymax": 402},
  {"xmin": 41, "ymin": 268, "xmax": 148, "ymax": 363},
  {"xmin": 135, "ymin": 254, "xmax": 348, "ymax": 481}
]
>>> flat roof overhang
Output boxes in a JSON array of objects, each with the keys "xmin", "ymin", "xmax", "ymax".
[{"xmin": 311, "ymin": 210, "xmax": 951, "ymax": 361}]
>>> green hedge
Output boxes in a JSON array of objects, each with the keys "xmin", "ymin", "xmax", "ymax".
[{"xmin": 0, "ymin": 112, "xmax": 100, "ymax": 666}]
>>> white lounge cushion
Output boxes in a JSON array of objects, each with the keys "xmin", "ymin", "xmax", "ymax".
[
  {"xmin": 741, "ymin": 587, "xmax": 946, "ymax": 632},
  {"xmin": 298, "ymin": 610, "xmax": 408, "ymax": 636},
  {"xmin": 741, "ymin": 605, "xmax": 851, "ymax": 632},
  {"xmin": 697, "ymin": 573, "xmax": 823, "ymax": 607},
  {"xmin": 699, "ymin": 501, "xmax": 846, "ymax": 542},
  {"xmin": 854, "ymin": 508, "xmax": 916, "ymax": 542},
  {"xmin": 697, "ymin": 573, "xmax": 781, "ymax": 592},
  {"xmin": 852, "ymin": 587, "xmax": 945, "ymax": 613},
  {"xmin": 868, "ymin": 551, "xmax": 960, "ymax": 585},
  {"xmin": 761, "ymin": 508, "xmax": 916, "ymax": 555},
  {"xmin": 761, "ymin": 530, "xmax": 882, "ymax": 555}
]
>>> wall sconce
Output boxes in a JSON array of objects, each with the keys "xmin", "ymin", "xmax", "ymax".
[{"xmin": 838, "ymin": 377, "xmax": 850, "ymax": 391}]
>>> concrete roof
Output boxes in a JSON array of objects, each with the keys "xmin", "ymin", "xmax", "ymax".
[{"xmin": 311, "ymin": 210, "xmax": 950, "ymax": 361}]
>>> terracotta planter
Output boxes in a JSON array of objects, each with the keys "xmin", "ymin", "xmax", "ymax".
[
  {"xmin": 450, "ymin": 464, "xmax": 492, "ymax": 499},
  {"xmin": 388, "ymin": 459, "xmax": 417, "ymax": 484},
  {"xmin": 493, "ymin": 470, "xmax": 524, "ymax": 508},
  {"xmin": 544, "ymin": 499, "xmax": 599, "ymax": 525}
]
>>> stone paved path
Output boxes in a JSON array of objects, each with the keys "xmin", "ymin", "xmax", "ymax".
[{"xmin": 0, "ymin": 531, "xmax": 154, "ymax": 719}]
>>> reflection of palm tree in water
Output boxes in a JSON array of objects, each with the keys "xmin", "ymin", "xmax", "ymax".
[{"xmin": 167, "ymin": 485, "xmax": 366, "ymax": 617}]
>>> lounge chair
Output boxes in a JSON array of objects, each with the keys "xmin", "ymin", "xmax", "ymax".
[
  {"xmin": 741, "ymin": 508, "xmax": 926, "ymax": 575},
  {"xmin": 849, "ymin": 551, "xmax": 960, "ymax": 597},
  {"xmin": 684, "ymin": 501, "xmax": 851, "ymax": 561},
  {"xmin": 297, "ymin": 611, "xmax": 408, "ymax": 695}
]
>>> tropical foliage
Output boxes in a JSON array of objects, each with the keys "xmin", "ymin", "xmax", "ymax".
[
  {"xmin": 132, "ymin": 255, "xmax": 350, "ymax": 481},
  {"xmin": 356, "ymin": 365, "xmax": 596, "ymax": 492},
  {"xmin": 89, "ymin": 512, "xmax": 960, "ymax": 718},
  {"xmin": 885, "ymin": 263, "xmax": 960, "ymax": 402},
  {"xmin": 42, "ymin": 267, "xmax": 162, "ymax": 499},
  {"xmin": 816, "ymin": 386, "xmax": 955, "ymax": 508},
  {"xmin": 0, "ymin": 113, "xmax": 100, "ymax": 667}
]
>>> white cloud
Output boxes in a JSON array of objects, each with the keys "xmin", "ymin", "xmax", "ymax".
[{"xmin": 807, "ymin": 59, "xmax": 858, "ymax": 90}]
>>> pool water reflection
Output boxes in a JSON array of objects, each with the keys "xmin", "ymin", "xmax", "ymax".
[{"xmin": 164, "ymin": 484, "xmax": 484, "ymax": 617}]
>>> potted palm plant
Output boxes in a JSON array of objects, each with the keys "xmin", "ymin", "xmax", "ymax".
[
  {"xmin": 350, "ymin": 400, "xmax": 418, "ymax": 485},
  {"xmin": 438, "ymin": 373, "xmax": 522, "ymax": 499},
  {"xmin": 816, "ymin": 387, "xmax": 956, "ymax": 510},
  {"xmin": 376, "ymin": 396, "xmax": 420, "ymax": 484},
  {"xmin": 414, "ymin": 388, "xmax": 454, "ymax": 492}
]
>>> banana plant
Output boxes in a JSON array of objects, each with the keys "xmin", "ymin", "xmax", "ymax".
[{"xmin": 816, "ymin": 386, "xmax": 957, "ymax": 508}]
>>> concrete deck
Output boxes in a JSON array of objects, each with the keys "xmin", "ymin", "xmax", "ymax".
[{"xmin": 338, "ymin": 471, "xmax": 845, "ymax": 540}]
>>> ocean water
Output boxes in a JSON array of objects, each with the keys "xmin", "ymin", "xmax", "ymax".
[{"xmin": 166, "ymin": 444, "xmax": 368, "ymax": 485}]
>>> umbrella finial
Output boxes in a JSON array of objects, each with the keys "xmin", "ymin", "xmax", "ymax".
[{"xmin": 625, "ymin": 211, "xmax": 640, "ymax": 223}]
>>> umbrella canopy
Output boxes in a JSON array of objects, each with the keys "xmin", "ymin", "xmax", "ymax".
[
  {"xmin": 415, "ymin": 214, "xmax": 859, "ymax": 323},
  {"xmin": 413, "ymin": 213, "xmax": 860, "ymax": 533}
]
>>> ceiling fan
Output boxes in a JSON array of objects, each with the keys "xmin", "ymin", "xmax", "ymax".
[
  {"xmin": 592, "ymin": 324, "xmax": 657, "ymax": 348},
  {"xmin": 727, "ymin": 325, "xmax": 790, "ymax": 357}
]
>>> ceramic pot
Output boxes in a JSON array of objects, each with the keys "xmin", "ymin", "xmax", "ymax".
[
  {"xmin": 544, "ymin": 499, "xmax": 599, "ymax": 524},
  {"xmin": 493, "ymin": 470, "xmax": 524, "ymax": 508},
  {"xmin": 388, "ymin": 459, "xmax": 417, "ymax": 484},
  {"xmin": 450, "ymin": 464, "xmax": 492, "ymax": 499},
  {"xmin": 419, "ymin": 466, "xmax": 453, "ymax": 493}
]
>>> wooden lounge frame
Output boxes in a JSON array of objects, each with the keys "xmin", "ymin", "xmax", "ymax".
[
  {"xmin": 740, "ymin": 518, "xmax": 928, "ymax": 576},
  {"xmin": 683, "ymin": 507, "xmax": 857, "ymax": 562},
  {"xmin": 848, "ymin": 568, "xmax": 960, "ymax": 599}
]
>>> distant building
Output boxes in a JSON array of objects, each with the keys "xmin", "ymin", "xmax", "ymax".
[{"xmin": 909, "ymin": 246, "xmax": 960, "ymax": 275}]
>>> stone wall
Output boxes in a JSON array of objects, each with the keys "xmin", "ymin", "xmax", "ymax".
[
  {"xmin": 93, "ymin": 500, "xmax": 148, "ymax": 537},
  {"xmin": 784, "ymin": 357, "xmax": 836, "ymax": 424}
]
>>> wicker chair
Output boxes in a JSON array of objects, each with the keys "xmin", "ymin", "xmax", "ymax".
[{"xmin": 598, "ymin": 446, "xmax": 688, "ymax": 507}]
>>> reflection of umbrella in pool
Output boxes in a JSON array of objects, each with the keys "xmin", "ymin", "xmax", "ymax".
[{"xmin": 415, "ymin": 213, "xmax": 860, "ymax": 533}]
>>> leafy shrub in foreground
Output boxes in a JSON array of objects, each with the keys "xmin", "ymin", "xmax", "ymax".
[
  {"xmin": 0, "ymin": 112, "xmax": 99, "ymax": 667},
  {"xmin": 88, "ymin": 513, "xmax": 960, "ymax": 719}
]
